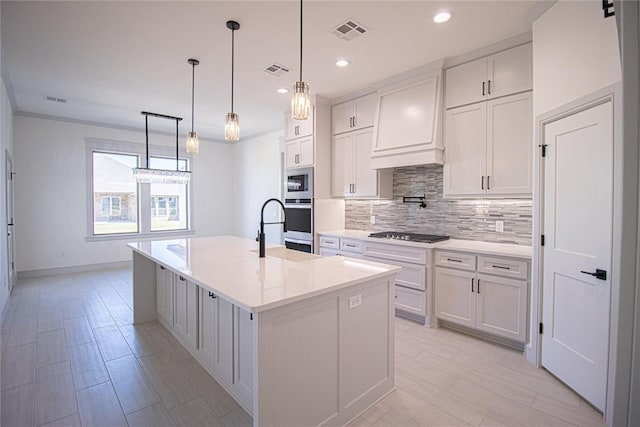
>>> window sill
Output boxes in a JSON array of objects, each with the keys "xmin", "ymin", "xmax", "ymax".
[{"xmin": 85, "ymin": 229, "xmax": 196, "ymax": 242}]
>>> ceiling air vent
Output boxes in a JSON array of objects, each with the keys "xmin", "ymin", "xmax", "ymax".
[
  {"xmin": 44, "ymin": 96, "xmax": 67, "ymax": 104},
  {"xmin": 331, "ymin": 19, "xmax": 368, "ymax": 41},
  {"xmin": 263, "ymin": 63, "xmax": 291, "ymax": 77}
]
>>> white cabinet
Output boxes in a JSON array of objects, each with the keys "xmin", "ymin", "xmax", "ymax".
[
  {"xmin": 174, "ymin": 275, "xmax": 198, "ymax": 350},
  {"xmin": 445, "ymin": 43, "xmax": 532, "ymax": 109},
  {"xmin": 232, "ymin": 306, "xmax": 254, "ymax": 410},
  {"xmin": 332, "ymin": 128, "xmax": 392, "ymax": 198},
  {"xmin": 285, "ymin": 136, "xmax": 314, "ymax": 168},
  {"xmin": 332, "ymin": 93, "xmax": 377, "ymax": 135},
  {"xmin": 285, "ymin": 115, "xmax": 313, "ymax": 140},
  {"xmin": 318, "ymin": 235, "xmax": 363, "ymax": 259},
  {"xmin": 371, "ymin": 74, "xmax": 444, "ymax": 169},
  {"xmin": 156, "ymin": 265, "xmax": 174, "ymax": 327},
  {"xmin": 444, "ymin": 91, "xmax": 532, "ymax": 197},
  {"xmin": 434, "ymin": 251, "xmax": 529, "ymax": 342}
]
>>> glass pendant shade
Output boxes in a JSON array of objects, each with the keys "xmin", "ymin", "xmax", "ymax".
[
  {"xmin": 225, "ymin": 112, "xmax": 240, "ymax": 141},
  {"xmin": 185, "ymin": 131, "xmax": 199, "ymax": 154},
  {"xmin": 291, "ymin": 81, "xmax": 310, "ymax": 120},
  {"xmin": 132, "ymin": 168, "xmax": 191, "ymax": 184}
]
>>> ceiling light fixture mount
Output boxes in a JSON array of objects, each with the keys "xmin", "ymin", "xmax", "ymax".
[
  {"xmin": 291, "ymin": 0, "xmax": 310, "ymax": 120},
  {"xmin": 225, "ymin": 20, "xmax": 241, "ymax": 142},
  {"xmin": 133, "ymin": 111, "xmax": 191, "ymax": 184},
  {"xmin": 433, "ymin": 11, "xmax": 451, "ymax": 23},
  {"xmin": 186, "ymin": 58, "xmax": 200, "ymax": 154}
]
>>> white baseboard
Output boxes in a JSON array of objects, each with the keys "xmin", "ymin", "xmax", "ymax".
[{"xmin": 17, "ymin": 260, "xmax": 132, "ymax": 280}]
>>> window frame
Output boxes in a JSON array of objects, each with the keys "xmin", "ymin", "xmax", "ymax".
[{"xmin": 85, "ymin": 138, "xmax": 195, "ymax": 241}]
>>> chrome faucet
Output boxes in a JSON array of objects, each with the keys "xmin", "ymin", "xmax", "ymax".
[{"xmin": 257, "ymin": 198, "xmax": 287, "ymax": 258}]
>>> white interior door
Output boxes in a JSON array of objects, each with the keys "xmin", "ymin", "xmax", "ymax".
[
  {"xmin": 5, "ymin": 151, "xmax": 15, "ymax": 292},
  {"xmin": 542, "ymin": 100, "xmax": 613, "ymax": 411}
]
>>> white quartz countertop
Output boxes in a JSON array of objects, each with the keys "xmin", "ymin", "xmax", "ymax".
[
  {"xmin": 319, "ymin": 230, "xmax": 532, "ymax": 259},
  {"xmin": 128, "ymin": 236, "xmax": 400, "ymax": 313}
]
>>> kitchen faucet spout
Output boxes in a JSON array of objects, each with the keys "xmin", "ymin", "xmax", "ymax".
[{"xmin": 258, "ymin": 198, "xmax": 287, "ymax": 258}]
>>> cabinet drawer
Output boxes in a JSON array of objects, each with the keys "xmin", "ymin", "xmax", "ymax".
[
  {"xmin": 319, "ymin": 236, "xmax": 339, "ymax": 249},
  {"xmin": 366, "ymin": 256, "xmax": 425, "ymax": 291},
  {"xmin": 340, "ymin": 238, "xmax": 363, "ymax": 254},
  {"xmin": 319, "ymin": 248, "xmax": 340, "ymax": 257},
  {"xmin": 477, "ymin": 256, "xmax": 528, "ymax": 280},
  {"xmin": 363, "ymin": 242, "xmax": 427, "ymax": 265},
  {"xmin": 395, "ymin": 286, "xmax": 426, "ymax": 317},
  {"xmin": 435, "ymin": 251, "xmax": 476, "ymax": 271}
]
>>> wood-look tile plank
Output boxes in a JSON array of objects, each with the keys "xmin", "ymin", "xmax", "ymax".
[
  {"xmin": 2, "ymin": 343, "xmax": 37, "ymax": 390},
  {"xmin": 138, "ymin": 352, "xmax": 199, "ymax": 409},
  {"xmin": 105, "ymin": 355, "xmax": 159, "ymax": 414},
  {"xmin": 76, "ymin": 382, "xmax": 127, "ymax": 427},
  {"xmin": 61, "ymin": 299, "xmax": 86, "ymax": 320},
  {"xmin": 37, "ymin": 309, "xmax": 64, "ymax": 333},
  {"xmin": 7, "ymin": 316, "xmax": 38, "ymax": 348},
  {"xmin": 169, "ymin": 397, "xmax": 225, "ymax": 427},
  {"xmin": 93, "ymin": 324, "xmax": 131, "ymax": 361},
  {"xmin": 34, "ymin": 361, "xmax": 77, "ymax": 426},
  {"xmin": 69, "ymin": 342, "xmax": 109, "ymax": 390},
  {"xmin": 220, "ymin": 408, "xmax": 252, "ymax": 427},
  {"xmin": 1, "ymin": 382, "xmax": 35, "ymax": 427},
  {"xmin": 36, "ymin": 329, "xmax": 70, "ymax": 368},
  {"xmin": 40, "ymin": 413, "xmax": 81, "ymax": 427},
  {"xmin": 531, "ymin": 394, "xmax": 604, "ymax": 426},
  {"xmin": 126, "ymin": 403, "xmax": 176, "ymax": 427},
  {"xmin": 63, "ymin": 317, "xmax": 95, "ymax": 348},
  {"xmin": 180, "ymin": 358, "xmax": 241, "ymax": 418}
]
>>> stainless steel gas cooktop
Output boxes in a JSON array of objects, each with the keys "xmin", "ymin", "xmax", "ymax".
[{"xmin": 368, "ymin": 231, "xmax": 450, "ymax": 243}]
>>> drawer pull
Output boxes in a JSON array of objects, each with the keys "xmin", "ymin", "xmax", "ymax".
[
  {"xmin": 345, "ymin": 243, "xmax": 356, "ymax": 248},
  {"xmin": 492, "ymin": 265, "xmax": 511, "ymax": 270},
  {"xmin": 447, "ymin": 258, "xmax": 463, "ymax": 263},
  {"xmin": 325, "ymin": 240, "xmax": 335, "ymax": 244}
]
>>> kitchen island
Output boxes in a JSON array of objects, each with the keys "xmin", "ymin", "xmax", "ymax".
[{"xmin": 128, "ymin": 236, "xmax": 400, "ymax": 427}]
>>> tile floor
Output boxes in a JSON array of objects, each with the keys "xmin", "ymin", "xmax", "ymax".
[{"xmin": 0, "ymin": 268, "xmax": 606, "ymax": 427}]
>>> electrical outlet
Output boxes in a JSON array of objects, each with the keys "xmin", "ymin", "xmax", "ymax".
[
  {"xmin": 370, "ymin": 215, "xmax": 376, "ymax": 225},
  {"xmin": 496, "ymin": 220, "xmax": 504, "ymax": 233},
  {"xmin": 349, "ymin": 294, "xmax": 362, "ymax": 309}
]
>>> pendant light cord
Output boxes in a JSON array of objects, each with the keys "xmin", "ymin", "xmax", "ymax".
[
  {"xmin": 299, "ymin": 0, "xmax": 303, "ymax": 82},
  {"xmin": 231, "ymin": 28, "xmax": 235, "ymax": 113},
  {"xmin": 145, "ymin": 115, "xmax": 149, "ymax": 168},
  {"xmin": 191, "ymin": 62, "xmax": 195, "ymax": 133},
  {"xmin": 176, "ymin": 119, "xmax": 179, "ymax": 172}
]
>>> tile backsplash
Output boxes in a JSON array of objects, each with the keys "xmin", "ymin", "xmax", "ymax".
[{"xmin": 345, "ymin": 165, "xmax": 533, "ymax": 245}]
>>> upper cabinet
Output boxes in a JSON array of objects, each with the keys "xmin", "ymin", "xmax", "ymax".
[
  {"xmin": 285, "ymin": 114, "xmax": 313, "ymax": 141},
  {"xmin": 445, "ymin": 43, "xmax": 532, "ymax": 109},
  {"xmin": 370, "ymin": 72, "xmax": 444, "ymax": 169},
  {"xmin": 332, "ymin": 93, "xmax": 377, "ymax": 135}
]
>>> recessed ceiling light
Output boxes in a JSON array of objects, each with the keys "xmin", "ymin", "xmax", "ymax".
[
  {"xmin": 336, "ymin": 59, "xmax": 350, "ymax": 67},
  {"xmin": 277, "ymin": 88, "xmax": 289, "ymax": 94},
  {"xmin": 433, "ymin": 11, "xmax": 451, "ymax": 23}
]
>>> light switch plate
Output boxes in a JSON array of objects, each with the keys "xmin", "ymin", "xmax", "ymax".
[{"xmin": 349, "ymin": 294, "xmax": 362, "ymax": 309}]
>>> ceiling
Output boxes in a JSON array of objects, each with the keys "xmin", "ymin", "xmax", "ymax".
[{"xmin": 2, "ymin": 1, "xmax": 545, "ymax": 142}]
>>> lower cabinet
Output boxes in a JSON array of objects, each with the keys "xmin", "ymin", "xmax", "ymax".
[
  {"xmin": 156, "ymin": 265, "xmax": 174, "ymax": 327},
  {"xmin": 394, "ymin": 286, "xmax": 427, "ymax": 318},
  {"xmin": 174, "ymin": 275, "xmax": 198, "ymax": 350},
  {"xmin": 435, "ymin": 265, "xmax": 528, "ymax": 342},
  {"xmin": 197, "ymin": 287, "xmax": 254, "ymax": 412}
]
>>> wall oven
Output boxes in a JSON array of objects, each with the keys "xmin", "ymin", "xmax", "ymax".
[{"xmin": 286, "ymin": 167, "xmax": 313, "ymax": 200}]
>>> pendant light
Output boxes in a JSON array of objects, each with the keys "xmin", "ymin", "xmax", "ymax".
[
  {"xmin": 186, "ymin": 58, "xmax": 200, "ymax": 154},
  {"xmin": 291, "ymin": 0, "xmax": 310, "ymax": 120},
  {"xmin": 225, "ymin": 20, "xmax": 240, "ymax": 141},
  {"xmin": 133, "ymin": 111, "xmax": 191, "ymax": 184}
]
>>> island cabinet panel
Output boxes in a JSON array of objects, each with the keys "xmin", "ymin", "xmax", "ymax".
[
  {"xmin": 214, "ymin": 298, "xmax": 234, "ymax": 386},
  {"xmin": 156, "ymin": 265, "xmax": 174, "ymax": 327},
  {"xmin": 197, "ymin": 288, "xmax": 217, "ymax": 372},
  {"xmin": 174, "ymin": 276, "xmax": 198, "ymax": 350},
  {"xmin": 232, "ymin": 306, "xmax": 254, "ymax": 411}
]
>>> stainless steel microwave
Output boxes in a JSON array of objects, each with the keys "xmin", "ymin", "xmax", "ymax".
[{"xmin": 286, "ymin": 167, "xmax": 313, "ymax": 199}]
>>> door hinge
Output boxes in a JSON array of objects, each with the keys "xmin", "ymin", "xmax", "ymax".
[
  {"xmin": 539, "ymin": 322, "xmax": 544, "ymax": 334},
  {"xmin": 541, "ymin": 234, "xmax": 545, "ymax": 246},
  {"xmin": 539, "ymin": 144, "xmax": 548, "ymax": 157}
]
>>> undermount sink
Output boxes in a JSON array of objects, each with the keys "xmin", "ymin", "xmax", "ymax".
[{"xmin": 250, "ymin": 246, "xmax": 318, "ymax": 262}]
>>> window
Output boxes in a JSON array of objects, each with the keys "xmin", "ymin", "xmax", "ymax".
[
  {"xmin": 92, "ymin": 152, "xmax": 138, "ymax": 235},
  {"xmin": 88, "ymin": 140, "xmax": 192, "ymax": 239}
]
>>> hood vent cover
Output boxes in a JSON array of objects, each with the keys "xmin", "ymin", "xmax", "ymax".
[
  {"xmin": 263, "ymin": 63, "xmax": 291, "ymax": 77},
  {"xmin": 331, "ymin": 19, "xmax": 368, "ymax": 41}
]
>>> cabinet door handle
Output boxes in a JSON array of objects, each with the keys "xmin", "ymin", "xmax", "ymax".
[
  {"xmin": 481, "ymin": 176, "xmax": 484, "ymax": 190},
  {"xmin": 477, "ymin": 279, "xmax": 481, "ymax": 294},
  {"xmin": 352, "ymin": 183, "xmax": 356, "ymax": 193},
  {"xmin": 352, "ymin": 116, "xmax": 356, "ymax": 128},
  {"xmin": 487, "ymin": 176, "xmax": 490, "ymax": 190},
  {"xmin": 488, "ymin": 80, "xmax": 491, "ymax": 95},
  {"xmin": 179, "ymin": 276, "xmax": 185, "ymax": 282},
  {"xmin": 349, "ymin": 117, "xmax": 353, "ymax": 128},
  {"xmin": 447, "ymin": 258, "xmax": 462, "ymax": 263},
  {"xmin": 482, "ymin": 81, "xmax": 485, "ymax": 96},
  {"xmin": 471, "ymin": 278, "xmax": 475, "ymax": 293},
  {"xmin": 492, "ymin": 265, "xmax": 510, "ymax": 270},
  {"xmin": 344, "ymin": 243, "xmax": 356, "ymax": 248}
]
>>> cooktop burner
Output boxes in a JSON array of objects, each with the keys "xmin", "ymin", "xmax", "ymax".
[{"xmin": 368, "ymin": 231, "xmax": 450, "ymax": 244}]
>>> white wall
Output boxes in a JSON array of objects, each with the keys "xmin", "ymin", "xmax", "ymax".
[
  {"xmin": 532, "ymin": 0, "xmax": 622, "ymax": 116},
  {"xmin": 13, "ymin": 115, "xmax": 234, "ymax": 272},
  {"xmin": 232, "ymin": 130, "xmax": 284, "ymax": 244}
]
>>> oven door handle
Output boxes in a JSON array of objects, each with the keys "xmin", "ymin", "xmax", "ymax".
[
  {"xmin": 284, "ymin": 237, "xmax": 313, "ymax": 245},
  {"xmin": 284, "ymin": 204, "xmax": 312, "ymax": 209}
]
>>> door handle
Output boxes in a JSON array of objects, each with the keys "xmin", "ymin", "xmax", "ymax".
[{"xmin": 580, "ymin": 269, "xmax": 607, "ymax": 280}]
